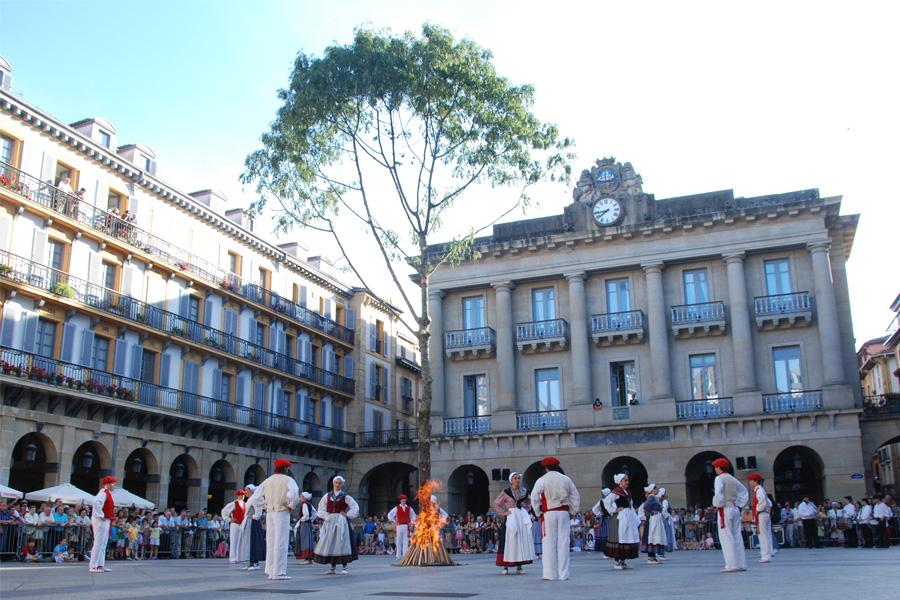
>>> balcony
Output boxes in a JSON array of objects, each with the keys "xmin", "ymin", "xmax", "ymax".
[
  {"xmin": 444, "ymin": 327, "xmax": 496, "ymax": 361},
  {"xmin": 861, "ymin": 394, "xmax": 900, "ymax": 418},
  {"xmin": 443, "ymin": 415, "xmax": 491, "ymax": 435},
  {"xmin": 762, "ymin": 390, "xmax": 823, "ymax": 414},
  {"xmin": 358, "ymin": 428, "xmax": 416, "ymax": 448},
  {"xmin": 671, "ymin": 301, "xmax": 726, "ymax": 337},
  {"xmin": 591, "ymin": 310, "xmax": 645, "ymax": 346},
  {"xmin": 516, "ymin": 409, "xmax": 567, "ymax": 431},
  {"xmin": 516, "ymin": 319, "xmax": 569, "ymax": 353},
  {"xmin": 754, "ymin": 292, "xmax": 812, "ymax": 329},
  {"xmin": 395, "ymin": 354, "xmax": 421, "ymax": 374},
  {"xmin": 0, "ymin": 346, "xmax": 355, "ymax": 448},
  {"xmin": 676, "ymin": 397, "xmax": 734, "ymax": 420},
  {"xmin": 0, "ymin": 249, "xmax": 354, "ymax": 397},
  {"xmin": 0, "ymin": 160, "xmax": 352, "ymax": 346}
]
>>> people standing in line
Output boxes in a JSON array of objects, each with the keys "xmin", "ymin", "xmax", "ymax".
[
  {"xmin": 247, "ymin": 458, "xmax": 299, "ymax": 580},
  {"xmin": 387, "ymin": 494, "xmax": 416, "ymax": 561},
  {"xmin": 591, "ymin": 488, "xmax": 611, "ymax": 558},
  {"xmin": 639, "ymin": 484, "xmax": 666, "ymax": 565},
  {"xmin": 748, "ymin": 474, "xmax": 773, "ymax": 563},
  {"xmin": 603, "ymin": 474, "xmax": 640, "ymax": 570},
  {"xmin": 221, "ymin": 490, "xmax": 247, "ymax": 564},
  {"xmin": 492, "ymin": 471, "xmax": 535, "ymax": 575},
  {"xmin": 89, "ymin": 476, "xmax": 117, "ymax": 573},
  {"xmin": 294, "ymin": 491, "xmax": 317, "ymax": 564},
  {"xmin": 241, "ymin": 484, "xmax": 264, "ymax": 571},
  {"xmin": 797, "ymin": 495, "xmax": 820, "ymax": 549},
  {"xmin": 711, "ymin": 458, "xmax": 749, "ymax": 572},
  {"xmin": 530, "ymin": 456, "xmax": 580, "ymax": 581},
  {"xmin": 314, "ymin": 476, "xmax": 359, "ymax": 574}
]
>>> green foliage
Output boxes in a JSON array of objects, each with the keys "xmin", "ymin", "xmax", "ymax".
[{"xmin": 51, "ymin": 281, "xmax": 77, "ymax": 299}]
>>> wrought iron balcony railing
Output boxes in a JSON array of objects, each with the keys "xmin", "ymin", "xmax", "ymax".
[
  {"xmin": 516, "ymin": 318, "xmax": 568, "ymax": 341},
  {"xmin": 671, "ymin": 301, "xmax": 726, "ymax": 325},
  {"xmin": 861, "ymin": 394, "xmax": 900, "ymax": 417},
  {"xmin": 0, "ymin": 160, "xmax": 352, "ymax": 345},
  {"xmin": 762, "ymin": 390, "xmax": 823, "ymax": 414},
  {"xmin": 443, "ymin": 415, "xmax": 491, "ymax": 435},
  {"xmin": 0, "ymin": 249, "xmax": 353, "ymax": 396},
  {"xmin": 0, "ymin": 346, "xmax": 355, "ymax": 448},
  {"xmin": 591, "ymin": 310, "xmax": 644, "ymax": 333},
  {"xmin": 516, "ymin": 409, "xmax": 567, "ymax": 431},
  {"xmin": 444, "ymin": 327, "xmax": 496, "ymax": 349},
  {"xmin": 754, "ymin": 292, "xmax": 812, "ymax": 316},
  {"xmin": 358, "ymin": 428, "xmax": 416, "ymax": 448},
  {"xmin": 676, "ymin": 397, "xmax": 734, "ymax": 420}
]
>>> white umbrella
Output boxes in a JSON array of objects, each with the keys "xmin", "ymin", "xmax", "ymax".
[
  {"xmin": 24, "ymin": 482, "xmax": 96, "ymax": 505},
  {"xmin": 110, "ymin": 487, "xmax": 155, "ymax": 509},
  {"xmin": 0, "ymin": 483, "xmax": 24, "ymax": 499}
]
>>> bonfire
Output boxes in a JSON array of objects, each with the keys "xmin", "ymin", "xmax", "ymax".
[{"xmin": 398, "ymin": 480, "xmax": 456, "ymax": 566}]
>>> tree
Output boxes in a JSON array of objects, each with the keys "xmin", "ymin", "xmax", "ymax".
[{"xmin": 242, "ymin": 24, "xmax": 572, "ymax": 483}]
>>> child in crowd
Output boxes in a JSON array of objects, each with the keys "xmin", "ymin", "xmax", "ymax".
[
  {"xmin": 23, "ymin": 538, "xmax": 41, "ymax": 563},
  {"xmin": 705, "ymin": 534, "xmax": 716, "ymax": 549},
  {"xmin": 127, "ymin": 519, "xmax": 140, "ymax": 560},
  {"xmin": 149, "ymin": 519, "xmax": 161, "ymax": 560},
  {"xmin": 53, "ymin": 539, "xmax": 77, "ymax": 563},
  {"xmin": 139, "ymin": 520, "xmax": 150, "ymax": 560},
  {"xmin": 108, "ymin": 520, "xmax": 118, "ymax": 560}
]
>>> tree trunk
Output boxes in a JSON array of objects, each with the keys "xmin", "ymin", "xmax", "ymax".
[{"xmin": 417, "ymin": 261, "xmax": 433, "ymax": 483}]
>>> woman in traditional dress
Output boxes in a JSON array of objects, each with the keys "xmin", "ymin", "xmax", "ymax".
[
  {"xmin": 591, "ymin": 488, "xmax": 612, "ymax": 557},
  {"xmin": 313, "ymin": 476, "xmax": 359, "ymax": 574},
  {"xmin": 293, "ymin": 491, "xmax": 316, "ymax": 564},
  {"xmin": 603, "ymin": 473, "xmax": 640, "ymax": 570},
  {"xmin": 658, "ymin": 487, "xmax": 675, "ymax": 559},
  {"xmin": 492, "ymin": 472, "xmax": 536, "ymax": 575},
  {"xmin": 640, "ymin": 484, "xmax": 667, "ymax": 565}
]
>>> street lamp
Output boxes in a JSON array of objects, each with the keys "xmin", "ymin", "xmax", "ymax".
[
  {"xmin": 793, "ymin": 454, "xmax": 802, "ymax": 470},
  {"xmin": 24, "ymin": 442, "xmax": 38, "ymax": 462},
  {"xmin": 132, "ymin": 456, "xmax": 143, "ymax": 475},
  {"xmin": 83, "ymin": 450, "xmax": 94, "ymax": 470}
]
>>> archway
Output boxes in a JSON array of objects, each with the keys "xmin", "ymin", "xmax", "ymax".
[
  {"xmin": 168, "ymin": 454, "xmax": 199, "ymax": 512},
  {"xmin": 123, "ymin": 448, "xmax": 157, "ymax": 500},
  {"xmin": 870, "ymin": 434, "xmax": 900, "ymax": 497},
  {"xmin": 600, "ymin": 456, "xmax": 649, "ymax": 499},
  {"xmin": 8, "ymin": 433, "xmax": 56, "ymax": 494},
  {"xmin": 244, "ymin": 464, "xmax": 266, "ymax": 488},
  {"xmin": 70, "ymin": 441, "xmax": 109, "ymax": 494},
  {"xmin": 447, "ymin": 465, "xmax": 490, "ymax": 517},
  {"xmin": 684, "ymin": 451, "xmax": 729, "ymax": 508},
  {"xmin": 302, "ymin": 471, "xmax": 322, "ymax": 500},
  {"xmin": 358, "ymin": 462, "xmax": 418, "ymax": 517},
  {"xmin": 773, "ymin": 446, "xmax": 824, "ymax": 505},
  {"xmin": 207, "ymin": 460, "xmax": 235, "ymax": 516},
  {"xmin": 523, "ymin": 461, "xmax": 545, "ymax": 493}
]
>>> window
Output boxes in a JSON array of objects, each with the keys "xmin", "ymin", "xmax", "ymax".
[
  {"xmin": 48, "ymin": 239, "xmax": 65, "ymax": 272},
  {"xmin": 99, "ymin": 131, "xmax": 111, "ymax": 148},
  {"xmin": 606, "ymin": 278, "xmax": 631, "ymax": 313},
  {"xmin": 376, "ymin": 319, "xmax": 385, "ymax": 353},
  {"xmin": 143, "ymin": 156, "xmax": 151, "ymax": 171},
  {"xmin": 92, "ymin": 336, "xmax": 109, "ymax": 371},
  {"xmin": 464, "ymin": 374, "xmax": 489, "ymax": 417},
  {"xmin": 285, "ymin": 335, "xmax": 294, "ymax": 359},
  {"xmin": 107, "ymin": 191, "xmax": 122, "ymax": 212},
  {"xmin": 332, "ymin": 403, "xmax": 343, "ymax": 429},
  {"xmin": 220, "ymin": 373, "xmax": 232, "ymax": 403},
  {"xmin": 374, "ymin": 364, "xmax": 384, "ymax": 401},
  {"xmin": 102, "ymin": 261, "xmax": 117, "ymax": 291},
  {"xmin": 535, "ymin": 368, "xmax": 560, "ymax": 411},
  {"xmin": 374, "ymin": 411, "xmax": 384, "ymax": 433},
  {"xmin": 532, "ymin": 288, "xmax": 556, "ymax": 321},
  {"xmin": 258, "ymin": 267, "xmax": 268, "ymax": 289},
  {"xmin": 188, "ymin": 296, "xmax": 201, "ymax": 322},
  {"xmin": 773, "ymin": 346, "xmax": 803, "ymax": 393},
  {"xmin": 764, "ymin": 259, "xmax": 792, "ymax": 296},
  {"xmin": 683, "ymin": 269, "xmax": 710, "ymax": 305},
  {"xmin": 35, "ymin": 319, "xmax": 56, "ymax": 357},
  {"xmin": 255, "ymin": 320, "xmax": 265, "ymax": 347},
  {"xmin": 228, "ymin": 252, "xmax": 240, "ymax": 275},
  {"xmin": 690, "ymin": 354, "xmax": 718, "ymax": 399},
  {"xmin": 1, "ymin": 133, "xmax": 15, "ymax": 167},
  {"xmin": 610, "ymin": 361, "xmax": 637, "ymax": 407},
  {"xmin": 140, "ymin": 351, "xmax": 156, "ymax": 384},
  {"xmin": 462, "ymin": 296, "xmax": 484, "ymax": 329}
]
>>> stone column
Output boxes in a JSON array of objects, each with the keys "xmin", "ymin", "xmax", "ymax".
[
  {"xmin": 565, "ymin": 272, "xmax": 592, "ymax": 406},
  {"xmin": 723, "ymin": 253, "xmax": 757, "ymax": 392},
  {"xmin": 808, "ymin": 242, "xmax": 846, "ymax": 386},
  {"xmin": 492, "ymin": 282, "xmax": 517, "ymax": 431},
  {"xmin": 427, "ymin": 290, "xmax": 446, "ymax": 417},
  {"xmin": 828, "ymin": 238, "xmax": 861, "ymax": 405},
  {"xmin": 642, "ymin": 263, "xmax": 673, "ymax": 400}
]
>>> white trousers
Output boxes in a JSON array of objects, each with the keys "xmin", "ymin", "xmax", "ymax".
[
  {"xmin": 717, "ymin": 507, "xmax": 747, "ymax": 570},
  {"xmin": 229, "ymin": 523, "xmax": 243, "ymax": 562},
  {"xmin": 89, "ymin": 517, "xmax": 110, "ymax": 570},
  {"xmin": 542, "ymin": 511, "xmax": 571, "ymax": 581},
  {"xmin": 265, "ymin": 510, "xmax": 290, "ymax": 577},
  {"xmin": 396, "ymin": 524, "xmax": 410, "ymax": 559},
  {"xmin": 757, "ymin": 512, "xmax": 772, "ymax": 562}
]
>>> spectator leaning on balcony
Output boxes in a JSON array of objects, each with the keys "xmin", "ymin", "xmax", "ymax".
[
  {"xmin": 89, "ymin": 476, "xmax": 117, "ymax": 573},
  {"xmin": 57, "ymin": 175, "xmax": 74, "ymax": 195}
]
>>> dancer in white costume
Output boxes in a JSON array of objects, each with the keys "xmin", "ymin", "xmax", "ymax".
[
  {"xmin": 314, "ymin": 476, "xmax": 359, "ymax": 574},
  {"xmin": 220, "ymin": 490, "xmax": 247, "ymax": 563},
  {"xmin": 247, "ymin": 458, "xmax": 299, "ymax": 580},
  {"xmin": 492, "ymin": 471, "xmax": 535, "ymax": 575},
  {"xmin": 530, "ymin": 456, "xmax": 580, "ymax": 581},
  {"xmin": 748, "ymin": 474, "xmax": 773, "ymax": 563},
  {"xmin": 712, "ymin": 458, "xmax": 749, "ymax": 572},
  {"xmin": 387, "ymin": 494, "xmax": 417, "ymax": 560},
  {"xmin": 89, "ymin": 476, "xmax": 117, "ymax": 573}
]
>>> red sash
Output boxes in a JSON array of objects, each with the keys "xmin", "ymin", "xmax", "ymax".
[
  {"xmin": 751, "ymin": 489, "xmax": 759, "ymax": 528},
  {"xmin": 539, "ymin": 492, "xmax": 568, "ymax": 538},
  {"xmin": 233, "ymin": 501, "xmax": 245, "ymax": 525},
  {"xmin": 103, "ymin": 489, "xmax": 114, "ymax": 519},
  {"xmin": 397, "ymin": 505, "xmax": 411, "ymax": 525}
]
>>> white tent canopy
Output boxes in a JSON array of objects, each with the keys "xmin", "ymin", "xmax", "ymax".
[
  {"xmin": 0, "ymin": 483, "xmax": 24, "ymax": 499},
  {"xmin": 110, "ymin": 487, "xmax": 154, "ymax": 509},
  {"xmin": 24, "ymin": 482, "xmax": 96, "ymax": 505}
]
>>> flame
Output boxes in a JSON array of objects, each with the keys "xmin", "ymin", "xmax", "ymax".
[{"xmin": 410, "ymin": 479, "xmax": 447, "ymax": 554}]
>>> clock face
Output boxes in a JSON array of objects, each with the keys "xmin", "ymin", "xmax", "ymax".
[{"xmin": 592, "ymin": 197, "xmax": 623, "ymax": 226}]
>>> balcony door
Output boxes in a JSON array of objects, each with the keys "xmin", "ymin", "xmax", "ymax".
[
  {"xmin": 683, "ymin": 269, "xmax": 709, "ymax": 305},
  {"xmin": 606, "ymin": 278, "xmax": 631, "ymax": 313},
  {"xmin": 463, "ymin": 374, "xmax": 488, "ymax": 417},
  {"xmin": 764, "ymin": 259, "xmax": 792, "ymax": 295},
  {"xmin": 532, "ymin": 288, "xmax": 555, "ymax": 321},
  {"xmin": 462, "ymin": 296, "xmax": 484, "ymax": 330}
]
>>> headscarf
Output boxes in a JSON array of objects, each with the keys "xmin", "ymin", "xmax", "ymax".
[
  {"xmin": 614, "ymin": 473, "xmax": 626, "ymax": 484},
  {"xmin": 333, "ymin": 476, "xmax": 345, "ymax": 484},
  {"xmin": 301, "ymin": 492, "xmax": 312, "ymax": 501},
  {"xmin": 601, "ymin": 488, "xmax": 611, "ymax": 497},
  {"xmin": 508, "ymin": 471, "xmax": 522, "ymax": 484},
  {"xmin": 658, "ymin": 487, "xmax": 667, "ymax": 497},
  {"xmin": 644, "ymin": 484, "xmax": 656, "ymax": 493}
]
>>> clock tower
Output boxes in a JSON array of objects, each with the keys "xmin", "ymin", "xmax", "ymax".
[{"xmin": 564, "ymin": 157, "xmax": 650, "ymax": 232}]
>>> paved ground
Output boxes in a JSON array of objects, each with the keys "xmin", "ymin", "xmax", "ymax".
[{"xmin": 1, "ymin": 547, "xmax": 897, "ymax": 600}]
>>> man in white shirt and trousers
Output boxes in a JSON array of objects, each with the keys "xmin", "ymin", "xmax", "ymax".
[
  {"xmin": 711, "ymin": 458, "xmax": 748, "ymax": 572},
  {"xmin": 247, "ymin": 458, "xmax": 299, "ymax": 580},
  {"xmin": 530, "ymin": 456, "xmax": 580, "ymax": 581},
  {"xmin": 89, "ymin": 476, "xmax": 117, "ymax": 573},
  {"xmin": 387, "ymin": 494, "xmax": 417, "ymax": 560},
  {"xmin": 797, "ymin": 495, "xmax": 820, "ymax": 548},
  {"xmin": 748, "ymin": 474, "xmax": 772, "ymax": 563},
  {"xmin": 220, "ymin": 489, "xmax": 247, "ymax": 563}
]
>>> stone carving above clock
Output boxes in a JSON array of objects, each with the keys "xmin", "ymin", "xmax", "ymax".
[{"xmin": 572, "ymin": 157, "xmax": 643, "ymax": 204}]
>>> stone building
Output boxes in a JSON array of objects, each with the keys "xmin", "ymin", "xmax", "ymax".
[{"xmin": 425, "ymin": 157, "xmax": 870, "ymax": 512}]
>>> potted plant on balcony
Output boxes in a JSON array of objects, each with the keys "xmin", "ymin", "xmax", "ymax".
[
  {"xmin": 85, "ymin": 379, "xmax": 99, "ymax": 392},
  {"xmin": 51, "ymin": 281, "xmax": 77, "ymax": 299},
  {"xmin": 0, "ymin": 173, "xmax": 25, "ymax": 194},
  {"xmin": 170, "ymin": 326, "xmax": 186, "ymax": 337},
  {"xmin": 0, "ymin": 264, "xmax": 12, "ymax": 277}
]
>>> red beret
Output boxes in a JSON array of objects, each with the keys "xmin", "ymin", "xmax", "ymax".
[
  {"xmin": 274, "ymin": 458, "xmax": 291, "ymax": 468},
  {"xmin": 712, "ymin": 458, "xmax": 730, "ymax": 469},
  {"xmin": 236, "ymin": 490, "xmax": 247, "ymax": 496},
  {"xmin": 748, "ymin": 473, "xmax": 763, "ymax": 481},
  {"xmin": 541, "ymin": 456, "xmax": 560, "ymax": 466},
  {"xmin": 399, "ymin": 495, "xmax": 407, "ymax": 500},
  {"xmin": 102, "ymin": 476, "xmax": 117, "ymax": 484}
]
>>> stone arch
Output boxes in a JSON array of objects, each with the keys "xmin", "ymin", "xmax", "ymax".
[
  {"xmin": 523, "ymin": 460, "xmax": 546, "ymax": 492},
  {"xmin": 600, "ymin": 456, "xmax": 649, "ymax": 497},
  {"xmin": 168, "ymin": 454, "xmax": 199, "ymax": 512},
  {"xmin": 684, "ymin": 450, "xmax": 729, "ymax": 508},
  {"xmin": 244, "ymin": 464, "xmax": 266, "ymax": 487},
  {"xmin": 773, "ymin": 445, "xmax": 825, "ymax": 505},
  {"xmin": 357, "ymin": 461, "xmax": 418, "ymax": 517},
  {"xmin": 301, "ymin": 471, "xmax": 322, "ymax": 500},
  {"xmin": 208, "ymin": 460, "xmax": 236, "ymax": 516},
  {"xmin": 447, "ymin": 464, "xmax": 490, "ymax": 517},
  {"xmin": 870, "ymin": 434, "xmax": 900, "ymax": 497},
  {"xmin": 70, "ymin": 441, "xmax": 110, "ymax": 494},
  {"xmin": 123, "ymin": 447, "xmax": 158, "ymax": 501},
  {"xmin": 8, "ymin": 432, "xmax": 57, "ymax": 494}
]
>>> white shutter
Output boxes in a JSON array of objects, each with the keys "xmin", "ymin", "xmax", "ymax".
[
  {"xmin": 22, "ymin": 312, "xmax": 38, "ymax": 352},
  {"xmin": 0, "ymin": 306, "xmax": 18, "ymax": 347},
  {"xmin": 31, "ymin": 230, "xmax": 48, "ymax": 264},
  {"xmin": 60, "ymin": 322, "xmax": 76, "ymax": 363},
  {"xmin": 0, "ymin": 212, "xmax": 12, "ymax": 251},
  {"xmin": 368, "ymin": 320, "xmax": 376, "ymax": 351}
]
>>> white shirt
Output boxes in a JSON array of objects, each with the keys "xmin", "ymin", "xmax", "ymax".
[
  {"xmin": 248, "ymin": 474, "xmax": 299, "ymax": 514},
  {"xmin": 753, "ymin": 486, "xmax": 770, "ymax": 512},
  {"xmin": 797, "ymin": 501, "xmax": 817, "ymax": 520},
  {"xmin": 873, "ymin": 503, "xmax": 891, "ymax": 519},
  {"xmin": 387, "ymin": 503, "xmax": 417, "ymax": 524},
  {"xmin": 713, "ymin": 473, "xmax": 749, "ymax": 509},
  {"xmin": 317, "ymin": 492, "xmax": 359, "ymax": 519},
  {"xmin": 858, "ymin": 504, "xmax": 873, "ymax": 522},
  {"xmin": 530, "ymin": 470, "xmax": 580, "ymax": 516},
  {"xmin": 842, "ymin": 503, "xmax": 857, "ymax": 519}
]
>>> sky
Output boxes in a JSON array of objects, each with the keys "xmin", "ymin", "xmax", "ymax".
[{"xmin": 1, "ymin": 0, "xmax": 898, "ymax": 346}]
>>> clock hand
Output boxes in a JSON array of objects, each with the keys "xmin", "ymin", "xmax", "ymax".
[{"xmin": 596, "ymin": 209, "xmax": 609, "ymax": 218}]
